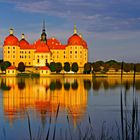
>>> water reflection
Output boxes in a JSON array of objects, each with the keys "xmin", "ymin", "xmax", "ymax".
[{"xmin": 0, "ymin": 77, "xmax": 140, "ymax": 126}]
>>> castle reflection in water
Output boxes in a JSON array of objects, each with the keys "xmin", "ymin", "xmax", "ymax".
[{"xmin": 0, "ymin": 77, "xmax": 140, "ymax": 126}]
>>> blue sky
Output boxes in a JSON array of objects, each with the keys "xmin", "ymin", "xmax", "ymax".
[{"xmin": 0, "ymin": 0, "xmax": 140, "ymax": 62}]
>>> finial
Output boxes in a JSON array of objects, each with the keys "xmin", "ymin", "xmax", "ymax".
[
  {"xmin": 42, "ymin": 19, "xmax": 45, "ymax": 32},
  {"xmin": 74, "ymin": 24, "xmax": 77, "ymax": 34},
  {"xmin": 10, "ymin": 28, "xmax": 14, "ymax": 35},
  {"xmin": 21, "ymin": 33, "xmax": 25, "ymax": 39}
]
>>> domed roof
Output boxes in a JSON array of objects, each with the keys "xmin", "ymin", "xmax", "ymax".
[
  {"xmin": 68, "ymin": 34, "xmax": 83, "ymax": 46},
  {"xmin": 81, "ymin": 39, "xmax": 88, "ymax": 49},
  {"xmin": 19, "ymin": 34, "xmax": 29, "ymax": 49},
  {"xmin": 4, "ymin": 29, "xmax": 19, "ymax": 46},
  {"xmin": 35, "ymin": 39, "xmax": 50, "ymax": 53}
]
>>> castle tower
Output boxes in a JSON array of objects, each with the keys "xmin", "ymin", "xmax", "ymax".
[{"xmin": 41, "ymin": 20, "xmax": 47, "ymax": 43}]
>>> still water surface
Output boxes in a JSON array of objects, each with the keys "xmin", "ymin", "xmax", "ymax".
[{"xmin": 0, "ymin": 77, "xmax": 140, "ymax": 140}]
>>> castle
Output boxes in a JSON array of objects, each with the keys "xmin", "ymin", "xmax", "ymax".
[{"xmin": 3, "ymin": 23, "xmax": 88, "ymax": 69}]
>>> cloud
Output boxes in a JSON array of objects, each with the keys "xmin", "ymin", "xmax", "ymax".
[{"xmin": 1, "ymin": 0, "xmax": 140, "ymax": 32}]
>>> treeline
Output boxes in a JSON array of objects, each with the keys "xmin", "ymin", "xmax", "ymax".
[
  {"xmin": 92, "ymin": 60, "xmax": 140, "ymax": 72},
  {"xmin": 1, "ymin": 59, "xmax": 140, "ymax": 73}
]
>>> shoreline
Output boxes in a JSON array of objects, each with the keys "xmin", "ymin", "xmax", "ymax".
[{"xmin": 1, "ymin": 73, "xmax": 140, "ymax": 79}]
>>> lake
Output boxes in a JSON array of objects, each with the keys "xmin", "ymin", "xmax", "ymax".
[{"xmin": 0, "ymin": 77, "xmax": 140, "ymax": 140}]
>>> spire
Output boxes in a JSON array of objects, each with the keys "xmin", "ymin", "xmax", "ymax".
[
  {"xmin": 41, "ymin": 20, "xmax": 47, "ymax": 43},
  {"xmin": 74, "ymin": 24, "xmax": 77, "ymax": 34},
  {"xmin": 21, "ymin": 33, "xmax": 25, "ymax": 39},
  {"xmin": 42, "ymin": 20, "xmax": 46, "ymax": 33},
  {"xmin": 10, "ymin": 28, "xmax": 14, "ymax": 35}
]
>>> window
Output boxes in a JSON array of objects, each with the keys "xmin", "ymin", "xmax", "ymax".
[
  {"xmin": 12, "ymin": 70, "xmax": 14, "ymax": 73},
  {"xmin": 37, "ymin": 55, "xmax": 39, "ymax": 58},
  {"xmin": 25, "ymin": 56, "xmax": 26, "ymax": 58},
  {"xmin": 8, "ymin": 70, "xmax": 10, "ymax": 73},
  {"xmin": 75, "ymin": 55, "xmax": 77, "ymax": 58},
  {"xmin": 13, "ymin": 47, "xmax": 15, "ymax": 49},
  {"xmin": 41, "ymin": 55, "xmax": 43, "ymax": 58},
  {"xmin": 64, "ymin": 51, "xmax": 65, "ymax": 54},
  {"xmin": 37, "ymin": 59, "xmax": 39, "ymax": 63},
  {"xmin": 13, "ymin": 55, "xmax": 15, "ymax": 58},
  {"xmin": 13, "ymin": 51, "xmax": 15, "ymax": 53},
  {"xmin": 8, "ymin": 51, "xmax": 10, "ymax": 53},
  {"xmin": 29, "ymin": 56, "xmax": 30, "ymax": 58},
  {"xmin": 13, "ymin": 62, "xmax": 15, "ymax": 65},
  {"xmin": 75, "ymin": 51, "xmax": 77, "ymax": 54},
  {"xmin": 80, "ymin": 55, "xmax": 82, "ymax": 58},
  {"xmin": 70, "ymin": 51, "xmax": 72, "ymax": 54},
  {"xmin": 42, "ymin": 70, "xmax": 43, "ymax": 73},
  {"xmin": 8, "ymin": 47, "xmax": 10, "ymax": 49},
  {"xmin": 29, "ymin": 51, "xmax": 30, "ymax": 54},
  {"xmin": 80, "ymin": 51, "xmax": 82, "ymax": 54},
  {"xmin": 25, "ymin": 51, "xmax": 26, "ymax": 54},
  {"xmin": 29, "ymin": 62, "xmax": 30, "ymax": 65},
  {"xmin": 64, "ymin": 55, "xmax": 65, "ymax": 58},
  {"xmin": 70, "ymin": 55, "xmax": 72, "ymax": 58}
]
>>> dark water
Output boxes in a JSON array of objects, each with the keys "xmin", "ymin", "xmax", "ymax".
[{"xmin": 0, "ymin": 77, "xmax": 140, "ymax": 140}]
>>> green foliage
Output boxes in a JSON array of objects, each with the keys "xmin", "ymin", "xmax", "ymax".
[
  {"xmin": 18, "ymin": 62, "xmax": 25, "ymax": 72},
  {"xmin": 55, "ymin": 62, "xmax": 62, "ymax": 73},
  {"xmin": 105, "ymin": 60, "xmax": 118, "ymax": 66},
  {"xmin": 31, "ymin": 73, "xmax": 40, "ymax": 78},
  {"xmin": 17, "ymin": 73, "xmax": 30, "ymax": 77},
  {"xmin": 84, "ymin": 63, "xmax": 91, "ymax": 74},
  {"xmin": 0, "ymin": 61, "xmax": 11, "ymax": 71},
  {"xmin": 64, "ymin": 62, "xmax": 70, "ymax": 72},
  {"xmin": 50, "ymin": 62, "xmax": 56, "ymax": 72},
  {"xmin": 71, "ymin": 62, "xmax": 78, "ymax": 73}
]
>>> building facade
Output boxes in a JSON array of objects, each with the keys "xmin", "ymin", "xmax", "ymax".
[{"xmin": 3, "ymin": 25, "xmax": 88, "ymax": 68}]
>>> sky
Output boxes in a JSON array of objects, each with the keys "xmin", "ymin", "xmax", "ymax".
[{"xmin": 0, "ymin": 0, "xmax": 140, "ymax": 62}]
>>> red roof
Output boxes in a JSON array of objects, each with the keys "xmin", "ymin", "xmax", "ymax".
[
  {"xmin": 40, "ymin": 66, "xmax": 50, "ymax": 70},
  {"xmin": 47, "ymin": 38, "xmax": 66, "ymax": 50},
  {"xmin": 19, "ymin": 39, "xmax": 29, "ymax": 49},
  {"xmin": 7, "ymin": 66, "xmax": 16, "ymax": 70},
  {"xmin": 35, "ymin": 39, "xmax": 50, "ymax": 53},
  {"xmin": 4, "ymin": 35, "xmax": 19, "ymax": 46},
  {"xmin": 68, "ymin": 34, "xmax": 83, "ymax": 46}
]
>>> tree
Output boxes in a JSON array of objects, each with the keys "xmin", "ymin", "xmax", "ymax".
[
  {"xmin": 102, "ymin": 63, "xmax": 110, "ymax": 72},
  {"xmin": 0, "ymin": 61, "xmax": 11, "ymax": 72},
  {"xmin": 18, "ymin": 62, "xmax": 25, "ymax": 72},
  {"xmin": 112, "ymin": 63, "xmax": 121, "ymax": 72},
  {"xmin": 50, "ymin": 62, "xmax": 56, "ymax": 72},
  {"xmin": 135, "ymin": 64, "xmax": 140, "ymax": 72},
  {"xmin": 92, "ymin": 62, "xmax": 101, "ymax": 72},
  {"xmin": 46, "ymin": 62, "xmax": 50, "ymax": 68},
  {"xmin": 71, "ymin": 62, "xmax": 78, "ymax": 73},
  {"xmin": 64, "ymin": 62, "xmax": 70, "ymax": 72},
  {"xmin": 55, "ymin": 62, "xmax": 62, "ymax": 73},
  {"xmin": 123, "ymin": 63, "xmax": 131, "ymax": 72},
  {"xmin": 84, "ymin": 63, "xmax": 91, "ymax": 74}
]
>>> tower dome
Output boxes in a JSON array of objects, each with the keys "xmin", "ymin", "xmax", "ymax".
[
  {"xmin": 67, "ymin": 25, "xmax": 83, "ymax": 46},
  {"xmin": 19, "ymin": 33, "xmax": 29, "ymax": 49},
  {"xmin": 4, "ymin": 29, "xmax": 19, "ymax": 46}
]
